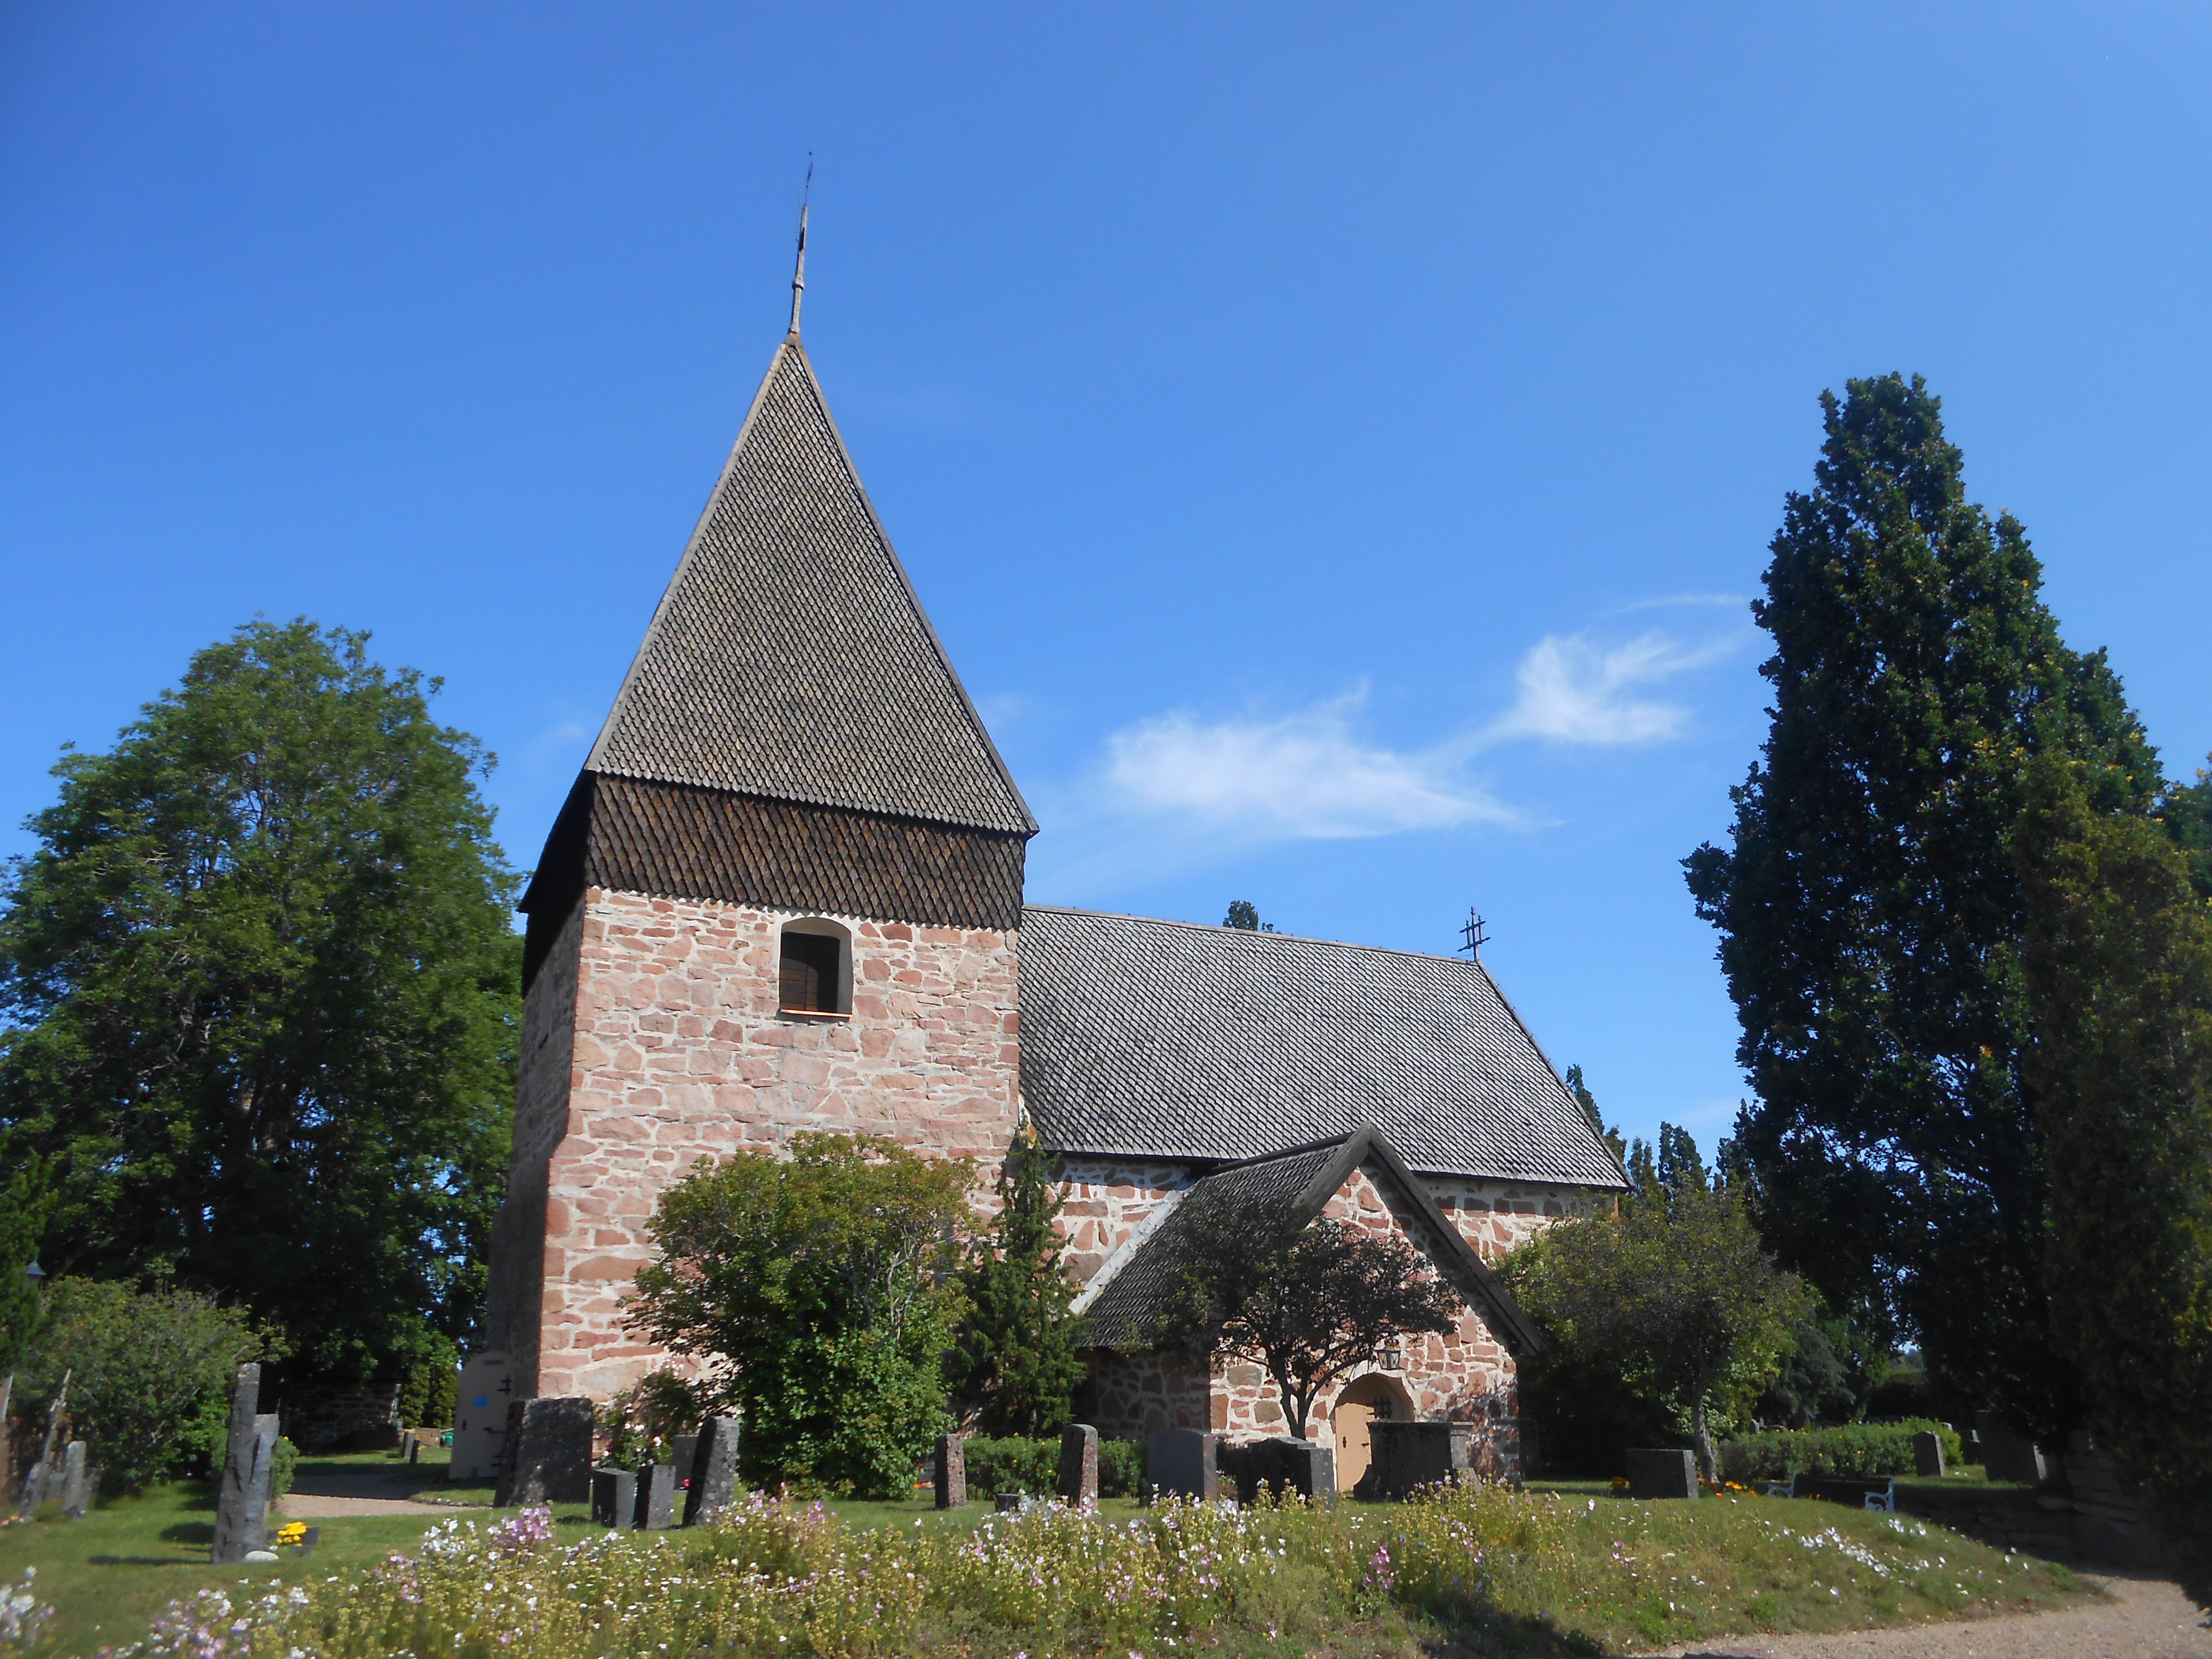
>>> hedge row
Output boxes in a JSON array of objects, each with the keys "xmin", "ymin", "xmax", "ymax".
[
  {"xmin": 1719, "ymin": 1419, "xmax": 1963, "ymax": 1483},
  {"xmin": 962, "ymin": 1435, "xmax": 1143, "ymax": 1499}
]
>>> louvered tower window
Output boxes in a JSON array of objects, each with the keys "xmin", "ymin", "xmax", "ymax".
[{"xmin": 779, "ymin": 922, "xmax": 848, "ymax": 1014}]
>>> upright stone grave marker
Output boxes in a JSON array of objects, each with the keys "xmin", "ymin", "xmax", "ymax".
[
  {"xmin": 60, "ymin": 1442, "xmax": 90, "ymax": 1518},
  {"xmin": 634, "ymin": 1462, "xmax": 677, "ymax": 1530},
  {"xmin": 933, "ymin": 1433, "xmax": 966, "ymax": 1509},
  {"xmin": 1055, "ymin": 1423, "xmax": 1098, "ymax": 1508},
  {"xmin": 493, "ymin": 1398, "xmax": 593, "ymax": 1506},
  {"xmin": 1145, "ymin": 1429, "xmax": 1218, "ymax": 1502},
  {"xmin": 591, "ymin": 1467, "xmax": 637, "ymax": 1529},
  {"xmin": 212, "ymin": 1364, "xmax": 279, "ymax": 1561},
  {"xmin": 1912, "ymin": 1431, "xmax": 1946, "ymax": 1478},
  {"xmin": 1361, "ymin": 1422, "xmax": 1475, "ymax": 1500},
  {"xmin": 1625, "ymin": 1448, "xmax": 1699, "ymax": 1500},
  {"xmin": 1217, "ymin": 1437, "xmax": 1334, "ymax": 1505},
  {"xmin": 682, "ymin": 1418, "xmax": 739, "ymax": 1527}
]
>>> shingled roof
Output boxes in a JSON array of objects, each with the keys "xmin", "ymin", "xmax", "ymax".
[
  {"xmin": 585, "ymin": 337, "xmax": 1035, "ymax": 836},
  {"xmin": 1017, "ymin": 907, "xmax": 1628, "ymax": 1189},
  {"xmin": 1075, "ymin": 1127, "xmax": 1543, "ymax": 1355}
]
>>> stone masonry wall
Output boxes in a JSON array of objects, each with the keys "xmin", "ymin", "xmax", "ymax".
[
  {"xmin": 1076, "ymin": 1161, "xmax": 1542, "ymax": 1479},
  {"xmin": 524, "ymin": 886, "xmax": 1022, "ymax": 1399},
  {"xmin": 483, "ymin": 895, "xmax": 587, "ymax": 1390}
]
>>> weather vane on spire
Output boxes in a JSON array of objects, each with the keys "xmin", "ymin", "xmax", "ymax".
[{"xmin": 788, "ymin": 155, "xmax": 813, "ymax": 340}]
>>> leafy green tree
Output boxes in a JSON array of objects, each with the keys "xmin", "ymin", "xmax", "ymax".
[
  {"xmin": 1146, "ymin": 1193, "xmax": 1462, "ymax": 1441},
  {"xmin": 1222, "ymin": 901, "xmax": 1278, "ymax": 934},
  {"xmin": 950, "ymin": 1124, "xmax": 1085, "ymax": 1435},
  {"xmin": 626, "ymin": 1134, "xmax": 972, "ymax": 1497},
  {"xmin": 12, "ymin": 1275, "xmax": 266, "ymax": 1491},
  {"xmin": 2163, "ymin": 759, "xmax": 2212, "ymax": 901},
  {"xmin": 1506, "ymin": 1130, "xmax": 1811, "ymax": 1481},
  {"xmin": 0, "ymin": 1158, "xmax": 54, "ymax": 1371},
  {"xmin": 1683, "ymin": 374, "xmax": 2160, "ymax": 1440},
  {"xmin": 0, "ymin": 620, "xmax": 521, "ymax": 1396},
  {"xmin": 2016, "ymin": 756, "xmax": 2212, "ymax": 1602}
]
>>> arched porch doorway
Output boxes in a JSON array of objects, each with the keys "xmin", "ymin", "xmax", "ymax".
[{"xmin": 1331, "ymin": 1373, "xmax": 1415, "ymax": 1493}]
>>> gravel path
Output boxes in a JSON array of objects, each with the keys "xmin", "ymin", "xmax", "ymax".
[{"xmin": 1669, "ymin": 1574, "xmax": 2210, "ymax": 1659}]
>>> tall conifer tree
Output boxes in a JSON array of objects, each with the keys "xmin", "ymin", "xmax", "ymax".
[
  {"xmin": 949, "ymin": 1123, "xmax": 1085, "ymax": 1435},
  {"xmin": 1683, "ymin": 374, "xmax": 2159, "ymax": 1437}
]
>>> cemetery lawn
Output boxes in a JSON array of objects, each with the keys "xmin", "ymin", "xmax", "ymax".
[
  {"xmin": 0, "ymin": 1475, "xmax": 587, "ymax": 1656},
  {"xmin": 0, "ymin": 1481, "xmax": 2100, "ymax": 1657}
]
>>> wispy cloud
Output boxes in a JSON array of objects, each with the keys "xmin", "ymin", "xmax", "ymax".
[
  {"xmin": 1478, "ymin": 630, "xmax": 1743, "ymax": 748},
  {"xmin": 1103, "ymin": 695, "xmax": 1513, "ymax": 842}
]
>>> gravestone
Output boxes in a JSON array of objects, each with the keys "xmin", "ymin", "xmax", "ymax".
[
  {"xmin": 451, "ymin": 1352, "xmax": 515, "ymax": 1482},
  {"xmin": 634, "ymin": 1462, "xmax": 677, "ymax": 1530},
  {"xmin": 1054, "ymin": 1423, "xmax": 1098, "ymax": 1507},
  {"xmin": 1359, "ymin": 1422, "xmax": 1476, "ymax": 1500},
  {"xmin": 1912, "ymin": 1431, "xmax": 1946, "ymax": 1478},
  {"xmin": 1217, "ymin": 1437, "xmax": 1335, "ymax": 1505},
  {"xmin": 213, "ymin": 1365, "xmax": 280, "ymax": 1562},
  {"xmin": 933, "ymin": 1433, "xmax": 967, "ymax": 1509},
  {"xmin": 672, "ymin": 1434, "xmax": 699, "ymax": 1500},
  {"xmin": 493, "ymin": 1397, "xmax": 593, "ymax": 1506},
  {"xmin": 1624, "ymin": 1448, "xmax": 1699, "ymax": 1500},
  {"xmin": 682, "ymin": 1417, "xmax": 739, "ymax": 1526},
  {"xmin": 592, "ymin": 1467, "xmax": 636, "ymax": 1528},
  {"xmin": 1975, "ymin": 1412, "xmax": 2049, "ymax": 1486},
  {"xmin": 60, "ymin": 1442, "xmax": 90, "ymax": 1518},
  {"xmin": 1145, "ymin": 1429, "xmax": 1218, "ymax": 1502}
]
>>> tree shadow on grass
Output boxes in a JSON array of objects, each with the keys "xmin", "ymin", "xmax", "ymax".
[
  {"xmin": 1420, "ymin": 1609, "xmax": 1609, "ymax": 1657},
  {"xmin": 158, "ymin": 1522, "xmax": 213, "ymax": 1545}
]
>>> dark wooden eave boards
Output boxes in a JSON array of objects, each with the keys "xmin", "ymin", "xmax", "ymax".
[
  {"xmin": 1078, "ymin": 1125, "xmax": 1546, "ymax": 1359},
  {"xmin": 518, "ymin": 334, "xmax": 1034, "ymax": 988}
]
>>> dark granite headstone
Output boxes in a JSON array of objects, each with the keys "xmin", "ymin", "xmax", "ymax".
[
  {"xmin": 1912, "ymin": 1431, "xmax": 1946, "ymax": 1478},
  {"xmin": 635, "ymin": 1462, "xmax": 677, "ymax": 1529},
  {"xmin": 681, "ymin": 1417, "xmax": 739, "ymax": 1526},
  {"xmin": 493, "ymin": 1397, "xmax": 594, "ymax": 1506},
  {"xmin": 60, "ymin": 1442, "xmax": 90, "ymax": 1518},
  {"xmin": 672, "ymin": 1434, "xmax": 699, "ymax": 1498},
  {"xmin": 933, "ymin": 1433, "xmax": 966, "ymax": 1509},
  {"xmin": 1145, "ymin": 1429, "xmax": 1219, "ymax": 1502},
  {"xmin": 1217, "ymin": 1437, "xmax": 1335, "ymax": 1504},
  {"xmin": 1975, "ymin": 1412, "xmax": 2049, "ymax": 1485},
  {"xmin": 1055, "ymin": 1423, "xmax": 1098, "ymax": 1507},
  {"xmin": 212, "ymin": 1366, "xmax": 273, "ymax": 1562},
  {"xmin": 995, "ymin": 1491, "xmax": 1023, "ymax": 1513},
  {"xmin": 591, "ymin": 1466, "xmax": 637, "ymax": 1528},
  {"xmin": 1625, "ymin": 1447, "xmax": 1699, "ymax": 1500},
  {"xmin": 1359, "ymin": 1421, "xmax": 1476, "ymax": 1500}
]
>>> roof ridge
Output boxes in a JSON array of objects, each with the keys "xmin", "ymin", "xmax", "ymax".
[{"xmin": 1020, "ymin": 902, "xmax": 1483, "ymax": 967}]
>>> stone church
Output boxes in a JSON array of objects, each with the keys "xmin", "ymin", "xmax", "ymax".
[{"xmin": 482, "ymin": 260, "xmax": 1626, "ymax": 1489}]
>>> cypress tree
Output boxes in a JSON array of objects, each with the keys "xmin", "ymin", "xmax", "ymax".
[
  {"xmin": 949, "ymin": 1123, "xmax": 1085, "ymax": 1436},
  {"xmin": 2017, "ymin": 757, "xmax": 2212, "ymax": 1600},
  {"xmin": 1683, "ymin": 374, "xmax": 2159, "ymax": 1439}
]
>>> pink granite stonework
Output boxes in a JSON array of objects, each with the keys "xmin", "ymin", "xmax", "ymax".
[
  {"xmin": 1072, "ymin": 1157, "xmax": 1589, "ymax": 1479},
  {"xmin": 487, "ymin": 885, "xmax": 1022, "ymax": 1399}
]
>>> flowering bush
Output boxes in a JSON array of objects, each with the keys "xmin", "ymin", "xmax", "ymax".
[
  {"xmin": 101, "ymin": 1481, "xmax": 2085, "ymax": 1657},
  {"xmin": 0, "ymin": 1569, "xmax": 53, "ymax": 1656}
]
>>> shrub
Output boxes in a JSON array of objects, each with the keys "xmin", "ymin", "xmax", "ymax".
[
  {"xmin": 1720, "ymin": 1419, "xmax": 1962, "ymax": 1484},
  {"xmin": 625, "ymin": 1134, "xmax": 971, "ymax": 1498},
  {"xmin": 12, "ymin": 1277, "xmax": 264, "ymax": 1492},
  {"xmin": 961, "ymin": 1434, "xmax": 1143, "ymax": 1498}
]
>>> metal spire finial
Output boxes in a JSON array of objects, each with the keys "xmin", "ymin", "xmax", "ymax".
[{"xmin": 787, "ymin": 156, "xmax": 813, "ymax": 340}]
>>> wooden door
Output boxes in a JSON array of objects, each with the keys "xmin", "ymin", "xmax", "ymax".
[{"xmin": 1332, "ymin": 1374, "xmax": 1404, "ymax": 1493}]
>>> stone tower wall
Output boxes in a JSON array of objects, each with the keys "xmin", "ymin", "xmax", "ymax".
[{"xmin": 494, "ymin": 883, "xmax": 1022, "ymax": 1399}]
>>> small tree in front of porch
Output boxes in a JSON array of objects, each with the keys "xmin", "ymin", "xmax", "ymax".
[{"xmin": 1147, "ymin": 1198, "xmax": 1462, "ymax": 1440}]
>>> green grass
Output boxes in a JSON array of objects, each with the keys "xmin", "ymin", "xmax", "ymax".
[
  {"xmin": 0, "ymin": 1454, "xmax": 592, "ymax": 1657},
  {"xmin": 0, "ymin": 1478, "xmax": 2098, "ymax": 1657}
]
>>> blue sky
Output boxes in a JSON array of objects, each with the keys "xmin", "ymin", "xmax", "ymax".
[{"xmin": 4, "ymin": 4, "xmax": 2208, "ymax": 1155}]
